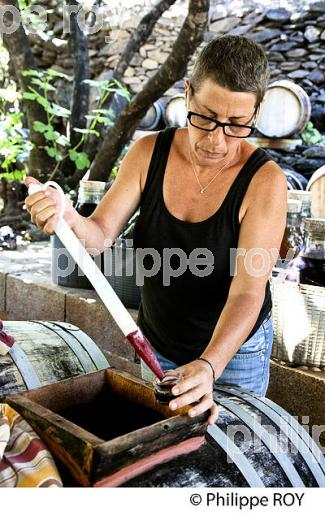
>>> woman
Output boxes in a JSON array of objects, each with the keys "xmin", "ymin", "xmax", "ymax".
[{"xmin": 25, "ymin": 35, "xmax": 287, "ymax": 425}]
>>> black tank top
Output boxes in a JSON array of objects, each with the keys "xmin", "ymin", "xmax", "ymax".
[{"xmin": 133, "ymin": 127, "xmax": 273, "ymax": 365}]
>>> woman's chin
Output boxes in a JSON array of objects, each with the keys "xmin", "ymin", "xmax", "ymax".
[{"xmin": 198, "ymin": 148, "xmax": 227, "ymax": 161}]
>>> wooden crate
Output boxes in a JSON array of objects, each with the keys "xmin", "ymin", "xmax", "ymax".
[{"xmin": 5, "ymin": 368, "xmax": 207, "ymax": 486}]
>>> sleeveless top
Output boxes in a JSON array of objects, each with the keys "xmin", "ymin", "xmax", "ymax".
[{"xmin": 133, "ymin": 127, "xmax": 273, "ymax": 365}]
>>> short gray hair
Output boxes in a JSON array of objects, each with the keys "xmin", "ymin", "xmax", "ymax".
[{"xmin": 190, "ymin": 35, "xmax": 270, "ymax": 110}]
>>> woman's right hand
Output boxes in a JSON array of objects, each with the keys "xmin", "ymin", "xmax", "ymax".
[{"xmin": 24, "ymin": 176, "xmax": 79, "ymax": 235}]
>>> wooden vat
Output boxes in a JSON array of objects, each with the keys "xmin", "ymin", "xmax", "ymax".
[{"xmin": 5, "ymin": 368, "xmax": 205, "ymax": 486}]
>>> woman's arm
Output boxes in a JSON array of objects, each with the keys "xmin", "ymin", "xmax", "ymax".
[
  {"xmin": 201, "ymin": 161, "xmax": 287, "ymax": 374},
  {"xmin": 168, "ymin": 161, "xmax": 287, "ymax": 423},
  {"xmin": 24, "ymin": 133, "xmax": 157, "ymax": 252}
]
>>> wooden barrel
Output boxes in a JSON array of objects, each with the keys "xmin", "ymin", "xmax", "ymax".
[
  {"xmin": 163, "ymin": 94, "xmax": 187, "ymax": 127},
  {"xmin": 307, "ymin": 165, "xmax": 325, "ymax": 218},
  {"xmin": 138, "ymin": 100, "xmax": 163, "ymax": 130},
  {"xmin": 122, "ymin": 384, "xmax": 325, "ymax": 488},
  {"xmin": 7, "ymin": 369, "xmax": 325, "ymax": 487},
  {"xmin": 283, "ymin": 168, "xmax": 308, "ymax": 190},
  {"xmin": 0, "ymin": 321, "xmax": 109, "ymax": 398},
  {"xmin": 256, "ymin": 80, "xmax": 311, "ymax": 138}
]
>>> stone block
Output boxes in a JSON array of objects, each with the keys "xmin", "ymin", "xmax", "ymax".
[
  {"xmin": 5, "ymin": 272, "xmax": 66, "ymax": 321},
  {"xmin": 0, "ymin": 272, "xmax": 6, "ymax": 313},
  {"xmin": 65, "ymin": 287, "xmax": 139, "ymax": 362},
  {"xmin": 267, "ymin": 359, "xmax": 325, "ymax": 445}
]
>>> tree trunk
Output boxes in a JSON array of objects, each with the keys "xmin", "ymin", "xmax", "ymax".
[
  {"xmin": 0, "ymin": 0, "xmax": 56, "ymax": 181},
  {"xmin": 61, "ymin": 0, "xmax": 90, "ymax": 179},
  {"xmin": 0, "ymin": 178, "xmax": 30, "ymax": 229},
  {"xmin": 89, "ymin": 0, "xmax": 209, "ymax": 181}
]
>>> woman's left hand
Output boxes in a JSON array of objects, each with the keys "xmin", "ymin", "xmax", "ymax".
[{"xmin": 166, "ymin": 360, "xmax": 219, "ymax": 425}]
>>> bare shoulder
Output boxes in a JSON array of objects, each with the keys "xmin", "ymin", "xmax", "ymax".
[
  {"xmin": 248, "ymin": 150, "xmax": 287, "ymax": 198},
  {"xmin": 125, "ymin": 132, "xmax": 159, "ymax": 191},
  {"xmin": 239, "ymin": 144, "xmax": 287, "ymax": 222}
]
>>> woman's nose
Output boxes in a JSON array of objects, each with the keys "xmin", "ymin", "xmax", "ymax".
[{"xmin": 208, "ymin": 125, "xmax": 225, "ymax": 145}]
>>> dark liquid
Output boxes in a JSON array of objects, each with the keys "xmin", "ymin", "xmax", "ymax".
[
  {"xmin": 75, "ymin": 202, "xmax": 97, "ymax": 217},
  {"xmin": 154, "ymin": 387, "xmax": 174, "ymax": 404},
  {"xmin": 153, "ymin": 375, "xmax": 181, "ymax": 405},
  {"xmin": 286, "ymin": 255, "xmax": 325, "ymax": 287},
  {"xmin": 300, "ymin": 256, "xmax": 325, "ymax": 286}
]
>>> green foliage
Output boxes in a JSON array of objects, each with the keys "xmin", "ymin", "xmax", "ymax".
[
  {"xmin": 22, "ymin": 69, "xmax": 131, "ymax": 178},
  {"xmin": 0, "ymin": 66, "xmax": 131, "ymax": 185},
  {"xmin": 0, "ymin": 86, "xmax": 31, "ymax": 182},
  {"xmin": 68, "ymin": 150, "xmax": 90, "ymax": 170},
  {"xmin": 18, "ymin": 0, "xmax": 38, "ymax": 10},
  {"xmin": 110, "ymin": 166, "xmax": 118, "ymax": 179},
  {"xmin": 22, "ymin": 68, "xmax": 77, "ymax": 175},
  {"xmin": 83, "ymin": 78, "xmax": 131, "ymax": 135},
  {"xmin": 18, "ymin": 0, "xmax": 59, "ymax": 40},
  {"xmin": 301, "ymin": 122, "xmax": 325, "ymax": 145}
]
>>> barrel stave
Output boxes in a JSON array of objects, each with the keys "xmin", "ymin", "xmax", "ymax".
[{"xmin": 0, "ymin": 354, "xmax": 25, "ymax": 396}]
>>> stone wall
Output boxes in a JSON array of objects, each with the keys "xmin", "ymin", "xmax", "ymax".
[
  {"xmin": 14, "ymin": 0, "xmax": 325, "ymax": 178},
  {"xmin": 29, "ymin": 1, "xmax": 325, "ymax": 107}
]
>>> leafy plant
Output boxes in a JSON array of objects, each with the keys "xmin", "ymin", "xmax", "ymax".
[
  {"xmin": 83, "ymin": 78, "xmax": 131, "ymax": 134},
  {"xmin": 0, "ymin": 86, "xmax": 31, "ymax": 181},
  {"xmin": 22, "ymin": 69, "xmax": 131, "ymax": 181},
  {"xmin": 18, "ymin": 0, "xmax": 59, "ymax": 40},
  {"xmin": 301, "ymin": 122, "xmax": 325, "ymax": 145}
]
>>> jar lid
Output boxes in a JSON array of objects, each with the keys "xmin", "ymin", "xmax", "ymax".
[
  {"xmin": 304, "ymin": 217, "xmax": 325, "ymax": 233},
  {"xmin": 287, "ymin": 199, "xmax": 302, "ymax": 213},
  {"xmin": 287, "ymin": 190, "xmax": 312, "ymax": 202},
  {"xmin": 80, "ymin": 180, "xmax": 106, "ymax": 190}
]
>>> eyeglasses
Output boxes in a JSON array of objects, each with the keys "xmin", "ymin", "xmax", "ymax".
[{"xmin": 187, "ymin": 111, "xmax": 255, "ymax": 138}]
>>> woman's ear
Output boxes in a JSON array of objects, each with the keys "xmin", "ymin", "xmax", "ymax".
[
  {"xmin": 253, "ymin": 104, "xmax": 261, "ymax": 125},
  {"xmin": 184, "ymin": 79, "xmax": 190, "ymax": 110}
]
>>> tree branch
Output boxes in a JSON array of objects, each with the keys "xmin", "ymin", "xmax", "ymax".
[
  {"xmin": 88, "ymin": 0, "xmax": 209, "ymax": 181},
  {"xmin": 0, "ymin": 0, "xmax": 56, "ymax": 181},
  {"xmin": 83, "ymin": 0, "xmax": 177, "ymax": 167},
  {"xmin": 114, "ymin": 0, "xmax": 177, "ymax": 84}
]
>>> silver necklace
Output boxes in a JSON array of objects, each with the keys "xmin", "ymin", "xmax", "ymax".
[{"xmin": 188, "ymin": 145, "xmax": 233, "ymax": 194}]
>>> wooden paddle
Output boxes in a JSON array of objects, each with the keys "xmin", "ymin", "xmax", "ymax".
[{"xmin": 28, "ymin": 181, "xmax": 164, "ymax": 380}]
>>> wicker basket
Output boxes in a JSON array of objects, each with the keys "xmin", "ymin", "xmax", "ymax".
[{"xmin": 270, "ymin": 276, "xmax": 325, "ymax": 368}]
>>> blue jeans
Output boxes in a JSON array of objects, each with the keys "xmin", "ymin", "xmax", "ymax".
[{"xmin": 140, "ymin": 313, "xmax": 273, "ymax": 397}]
